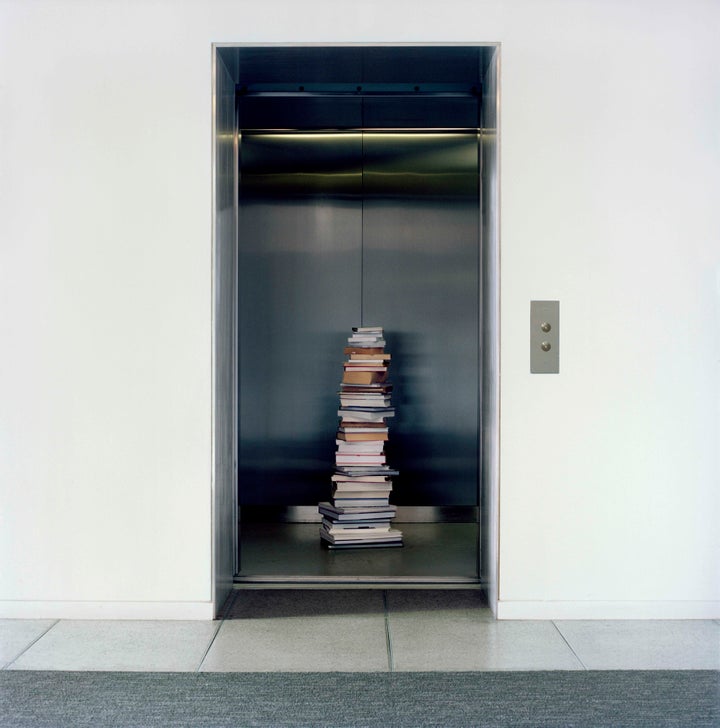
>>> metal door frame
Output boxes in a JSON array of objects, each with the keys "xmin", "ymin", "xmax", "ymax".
[{"xmin": 211, "ymin": 42, "xmax": 501, "ymax": 611}]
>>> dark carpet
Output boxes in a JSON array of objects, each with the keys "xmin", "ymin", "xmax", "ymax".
[{"xmin": 0, "ymin": 670, "xmax": 717, "ymax": 727}]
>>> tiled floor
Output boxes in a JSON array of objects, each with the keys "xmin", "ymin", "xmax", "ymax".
[{"xmin": 2, "ymin": 591, "xmax": 718, "ymax": 672}]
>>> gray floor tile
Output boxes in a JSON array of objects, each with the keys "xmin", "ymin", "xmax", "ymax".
[
  {"xmin": 0, "ymin": 619, "xmax": 57, "ymax": 668},
  {"xmin": 200, "ymin": 590, "xmax": 388, "ymax": 672},
  {"xmin": 554, "ymin": 620, "xmax": 720, "ymax": 670},
  {"xmin": 8, "ymin": 620, "xmax": 220, "ymax": 672},
  {"xmin": 387, "ymin": 592, "xmax": 582, "ymax": 671}
]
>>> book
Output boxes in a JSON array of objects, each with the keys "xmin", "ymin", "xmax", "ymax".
[
  {"xmin": 320, "ymin": 529, "xmax": 403, "ymax": 547},
  {"xmin": 336, "ymin": 444, "xmax": 386, "ymax": 454},
  {"xmin": 338, "ymin": 408, "xmax": 394, "ymax": 420},
  {"xmin": 342, "ymin": 371, "xmax": 388, "ymax": 384},
  {"xmin": 331, "ymin": 474, "xmax": 391, "ymax": 483},
  {"xmin": 334, "ymin": 466, "xmax": 399, "ymax": 476},
  {"xmin": 344, "ymin": 347, "xmax": 384, "ymax": 355},
  {"xmin": 340, "ymin": 383, "xmax": 393, "ymax": 391},
  {"xmin": 322, "ymin": 518, "xmax": 391, "ymax": 531},
  {"xmin": 318, "ymin": 501, "xmax": 397, "ymax": 519},
  {"xmin": 332, "ymin": 486, "xmax": 393, "ymax": 495},
  {"xmin": 322, "ymin": 539, "xmax": 403, "ymax": 551},
  {"xmin": 332, "ymin": 500, "xmax": 390, "ymax": 508},
  {"xmin": 335, "ymin": 456, "xmax": 386, "ymax": 466},
  {"xmin": 343, "ymin": 363, "xmax": 387, "ymax": 370},
  {"xmin": 338, "ymin": 420, "xmax": 388, "ymax": 432},
  {"xmin": 320, "ymin": 527, "xmax": 401, "ymax": 541},
  {"xmin": 349, "ymin": 353, "xmax": 391, "ymax": 361},
  {"xmin": 339, "ymin": 396, "xmax": 392, "ymax": 404},
  {"xmin": 336, "ymin": 432, "xmax": 388, "ymax": 442}
]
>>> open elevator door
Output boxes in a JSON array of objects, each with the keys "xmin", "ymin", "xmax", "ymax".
[{"xmin": 221, "ymin": 45, "xmax": 495, "ymax": 586}]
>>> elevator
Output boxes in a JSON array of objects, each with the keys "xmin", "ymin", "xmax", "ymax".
[{"xmin": 212, "ymin": 45, "xmax": 500, "ymax": 593}]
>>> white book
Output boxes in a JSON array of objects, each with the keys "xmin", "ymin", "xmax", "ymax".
[
  {"xmin": 338, "ymin": 427, "xmax": 389, "ymax": 435},
  {"xmin": 320, "ymin": 528, "xmax": 403, "ymax": 543},
  {"xmin": 332, "ymin": 484, "xmax": 393, "ymax": 493},
  {"xmin": 336, "ymin": 455, "xmax": 386, "ymax": 464},
  {"xmin": 336, "ymin": 441, "xmax": 385, "ymax": 453},
  {"xmin": 340, "ymin": 397, "xmax": 391, "ymax": 405}
]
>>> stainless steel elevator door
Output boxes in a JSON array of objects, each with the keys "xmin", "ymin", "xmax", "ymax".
[
  {"xmin": 238, "ymin": 132, "xmax": 479, "ymax": 508},
  {"xmin": 238, "ymin": 133, "xmax": 363, "ymax": 505},
  {"xmin": 363, "ymin": 133, "xmax": 479, "ymax": 505}
]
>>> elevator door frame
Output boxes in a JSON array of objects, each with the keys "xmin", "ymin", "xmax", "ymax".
[{"xmin": 211, "ymin": 43, "xmax": 500, "ymax": 611}]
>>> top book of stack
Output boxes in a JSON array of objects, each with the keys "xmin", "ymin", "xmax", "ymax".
[{"xmin": 345, "ymin": 327, "xmax": 386, "ymax": 353}]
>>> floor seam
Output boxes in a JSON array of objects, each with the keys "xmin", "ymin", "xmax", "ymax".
[
  {"xmin": 552, "ymin": 621, "xmax": 588, "ymax": 670},
  {"xmin": 3, "ymin": 619, "xmax": 60, "ymax": 670},
  {"xmin": 383, "ymin": 590, "xmax": 394, "ymax": 672},
  {"xmin": 195, "ymin": 592, "xmax": 237, "ymax": 672}
]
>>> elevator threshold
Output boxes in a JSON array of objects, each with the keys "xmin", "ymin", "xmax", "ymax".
[{"xmin": 235, "ymin": 522, "xmax": 480, "ymax": 587}]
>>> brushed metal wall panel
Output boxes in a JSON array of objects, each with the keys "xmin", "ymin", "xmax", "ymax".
[
  {"xmin": 238, "ymin": 97, "xmax": 362, "ymax": 131},
  {"xmin": 238, "ymin": 133, "xmax": 362, "ymax": 505},
  {"xmin": 213, "ymin": 54, "xmax": 238, "ymax": 606},
  {"xmin": 362, "ymin": 97, "xmax": 479, "ymax": 129},
  {"xmin": 362, "ymin": 133, "xmax": 480, "ymax": 506},
  {"xmin": 480, "ymin": 48, "xmax": 500, "ymax": 596}
]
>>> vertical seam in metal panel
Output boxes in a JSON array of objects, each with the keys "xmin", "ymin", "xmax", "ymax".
[
  {"xmin": 477, "ymin": 119, "xmax": 483, "ymax": 586},
  {"xmin": 360, "ymin": 127, "xmax": 365, "ymax": 327},
  {"xmin": 361, "ymin": 50, "xmax": 365, "ymax": 328},
  {"xmin": 233, "ymin": 89, "xmax": 241, "ymax": 580}
]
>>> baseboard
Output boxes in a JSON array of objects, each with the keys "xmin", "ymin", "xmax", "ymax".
[
  {"xmin": 0, "ymin": 600, "xmax": 215, "ymax": 620},
  {"xmin": 496, "ymin": 600, "xmax": 720, "ymax": 620}
]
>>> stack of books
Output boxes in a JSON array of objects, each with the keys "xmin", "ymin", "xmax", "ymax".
[{"xmin": 319, "ymin": 327, "xmax": 403, "ymax": 549}]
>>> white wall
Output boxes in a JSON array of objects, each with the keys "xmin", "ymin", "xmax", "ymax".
[{"xmin": 1, "ymin": 0, "xmax": 717, "ymax": 619}]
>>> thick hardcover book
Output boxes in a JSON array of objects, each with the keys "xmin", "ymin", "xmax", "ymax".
[
  {"xmin": 342, "ymin": 371, "xmax": 388, "ymax": 384},
  {"xmin": 318, "ymin": 501, "xmax": 396, "ymax": 517},
  {"xmin": 349, "ymin": 353, "xmax": 391, "ymax": 361},
  {"xmin": 321, "ymin": 531, "xmax": 401, "ymax": 544},
  {"xmin": 336, "ymin": 432, "xmax": 389, "ymax": 442},
  {"xmin": 320, "ymin": 530, "xmax": 403, "ymax": 546},
  {"xmin": 332, "ymin": 499, "xmax": 391, "ymax": 508},
  {"xmin": 344, "ymin": 347, "xmax": 384, "ymax": 355}
]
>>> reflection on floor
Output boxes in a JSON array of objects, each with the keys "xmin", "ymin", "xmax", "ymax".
[{"xmin": 238, "ymin": 522, "xmax": 479, "ymax": 582}]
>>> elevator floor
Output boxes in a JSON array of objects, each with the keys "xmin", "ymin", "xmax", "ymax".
[{"xmin": 236, "ymin": 522, "xmax": 479, "ymax": 584}]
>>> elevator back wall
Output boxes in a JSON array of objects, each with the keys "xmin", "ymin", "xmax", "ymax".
[{"xmin": 238, "ymin": 131, "xmax": 480, "ymax": 507}]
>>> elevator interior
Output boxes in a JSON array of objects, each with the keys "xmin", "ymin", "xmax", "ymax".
[{"xmin": 214, "ymin": 45, "xmax": 499, "ymax": 587}]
